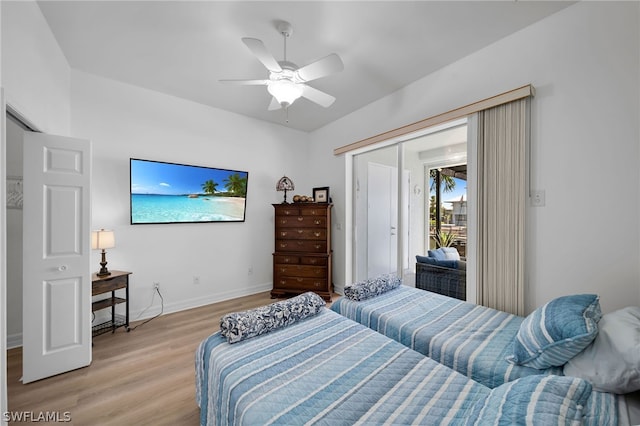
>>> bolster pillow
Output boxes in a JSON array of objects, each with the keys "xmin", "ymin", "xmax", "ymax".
[
  {"xmin": 220, "ymin": 291, "xmax": 326, "ymax": 343},
  {"xmin": 344, "ymin": 273, "xmax": 401, "ymax": 301}
]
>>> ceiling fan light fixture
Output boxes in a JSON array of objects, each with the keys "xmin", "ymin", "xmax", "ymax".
[{"xmin": 268, "ymin": 79, "xmax": 303, "ymax": 107}]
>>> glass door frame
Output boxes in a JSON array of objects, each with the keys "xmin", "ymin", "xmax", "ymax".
[{"xmin": 344, "ymin": 116, "xmax": 478, "ymax": 304}]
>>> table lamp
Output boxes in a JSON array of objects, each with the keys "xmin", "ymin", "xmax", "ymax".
[
  {"xmin": 276, "ymin": 176, "xmax": 295, "ymax": 204},
  {"xmin": 91, "ymin": 229, "xmax": 115, "ymax": 277}
]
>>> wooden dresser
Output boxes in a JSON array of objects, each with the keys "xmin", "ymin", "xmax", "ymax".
[{"xmin": 272, "ymin": 203, "xmax": 332, "ymax": 301}]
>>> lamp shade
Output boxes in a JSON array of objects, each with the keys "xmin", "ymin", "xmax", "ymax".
[
  {"xmin": 91, "ymin": 229, "xmax": 115, "ymax": 250},
  {"xmin": 268, "ymin": 80, "xmax": 303, "ymax": 107},
  {"xmin": 276, "ymin": 176, "xmax": 295, "ymax": 192}
]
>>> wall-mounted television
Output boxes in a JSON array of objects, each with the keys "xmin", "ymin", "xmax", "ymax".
[{"xmin": 130, "ymin": 158, "xmax": 248, "ymax": 224}]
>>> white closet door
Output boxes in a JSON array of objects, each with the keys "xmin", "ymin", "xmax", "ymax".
[{"xmin": 22, "ymin": 132, "xmax": 92, "ymax": 383}]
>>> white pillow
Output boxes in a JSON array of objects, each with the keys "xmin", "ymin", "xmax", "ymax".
[
  {"xmin": 433, "ymin": 247, "xmax": 460, "ymax": 261},
  {"xmin": 563, "ymin": 306, "xmax": 640, "ymax": 394}
]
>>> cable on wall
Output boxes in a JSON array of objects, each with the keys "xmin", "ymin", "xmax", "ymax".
[{"xmin": 129, "ymin": 287, "xmax": 164, "ymax": 331}]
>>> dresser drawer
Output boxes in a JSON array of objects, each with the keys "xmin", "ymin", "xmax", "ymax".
[
  {"xmin": 276, "ymin": 229, "xmax": 327, "ymax": 240},
  {"xmin": 273, "ymin": 255, "xmax": 300, "ymax": 264},
  {"xmin": 275, "ymin": 207, "xmax": 301, "ymax": 216},
  {"xmin": 275, "ymin": 240, "xmax": 327, "ymax": 253},
  {"xmin": 276, "ymin": 216, "xmax": 326, "ymax": 228},
  {"xmin": 300, "ymin": 256, "xmax": 328, "ymax": 266},
  {"xmin": 275, "ymin": 264, "xmax": 327, "ymax": 278},
  {"xmin": 273, "ymin": 255, "xmax": 328, "ymax": 266},
  {"xmin": 92, "ymin": 274, "xmax": 127, "ymax": 295},
  {"xmin": 300, "ymin": 207, "xmax": 328, "ymax": 216},
  {"xmin": 273, "ymin": 276, "xmax": 329, "ymax": 292}
]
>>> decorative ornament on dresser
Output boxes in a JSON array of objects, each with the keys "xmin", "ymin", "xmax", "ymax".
[
  {"xmin": 272, "ymin": 203, "xmax": 333, "ymax": 301},
  {"xmin": 276, "ymin": 175, "xmax": 295, "ymax": 204}
]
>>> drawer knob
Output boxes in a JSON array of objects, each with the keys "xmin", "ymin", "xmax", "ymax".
[
  {"xmin": 280, "ymin": 231, "xmax": 288, "ymax": 237},
  {"xmin": 297, "ymin": 217, "xmax": 304, "ymax": 221},
  {"xmin": 280, "ymin": 243, "xmax": 288, "ymax": 248},
  {"xmin": 314, "ymin": 232, "xmax": 321, "ymax": 237},
  {"xmin": 58, "ymin": 265, "xmax": 68, "ymax": 272},
  {"xmin": 315, "ymin": 245, "xmax": 321, "ymax": 249},
  {"xmin": 297, "ymin": 278, "xmax": 303, "ymax": 282},
  {"xmin": 314, "ymin": 220, "xmax": 321, "ymax": 225}
]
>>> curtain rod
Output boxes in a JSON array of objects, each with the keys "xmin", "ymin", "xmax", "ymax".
[{"xmin": 334, "ymin": 84, "xmax": 534, "ymax": 156}]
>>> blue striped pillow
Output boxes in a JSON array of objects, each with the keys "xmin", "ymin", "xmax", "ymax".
[
  {"xmin": 507, "ymin": 294, "xmax": 601, "ymax": 369},
  {"xmin": 464, "ymin": 375, "xmax": 591, "ymax": 425}
]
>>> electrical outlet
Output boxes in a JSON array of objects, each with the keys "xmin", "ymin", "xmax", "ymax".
[
  {"xmin": 153, "ymin": 282, "xmax": 160, "ymax": 290},
  {"xmin": 193, "ymin": 276, "xmax": 200, "ymax": 285},
  {"xmin": 530, "ymin": 190, "xmax": 546, "ymax": 207}
]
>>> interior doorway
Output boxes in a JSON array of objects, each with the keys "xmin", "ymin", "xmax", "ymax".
[
  {"xmin": 5, "ymin": 109, "xmax": 93, "ymax": 383},
  {"xmin": 6, "ymin": 112, "xmax": 29, "ymax": 349}
]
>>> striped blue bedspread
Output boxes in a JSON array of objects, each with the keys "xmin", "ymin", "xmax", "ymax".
[
  {"xmin": 331, "ymin": 285, "xmax": 552, "ymax": 387},
  {"xmin": 196, "ymin": 308, "xmax": 600, "ymax": 426},
  {"xmin": 330, "ymin": 285, "xmax": 621, "ymax": 426},
  {"xmin": 196, "ymin": 308, "xmax": 487, "ymax": 425}
]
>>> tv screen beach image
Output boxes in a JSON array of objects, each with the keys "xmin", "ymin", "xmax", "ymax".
[{"xmin": 130, "ymin": 159, "xmax": 248, "ymax": 224}]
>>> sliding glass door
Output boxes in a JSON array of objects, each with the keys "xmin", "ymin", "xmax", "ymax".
[{"xmin": 351, "ymin": 119, "xmax": 468, "ymax": 287}]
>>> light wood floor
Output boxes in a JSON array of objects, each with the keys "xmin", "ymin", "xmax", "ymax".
[{"xmin": 7, "ymin": 291, "xmax": 337, "ymax": 425}]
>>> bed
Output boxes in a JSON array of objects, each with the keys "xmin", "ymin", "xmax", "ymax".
[
  {"xmin": 331, "ymin": 285, "xmax": 560, "ymax": 387},
  {"xmin": 195, "ymin": 293, "xmax": 592, "ymax": 426},
  {"xmin": 331, "ymin": 282, "xmax": 636, "ymax": 425}
]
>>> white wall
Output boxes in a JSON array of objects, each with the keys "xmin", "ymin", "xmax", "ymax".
[
  {"xmin": 71, "ymin": 70, "xmax": 311, "ymax": 320},
  {"xmin": 1, "ymin": 0, "xmax": 71, "ymax": 347},
  {"xmin": 309, "ymin": 1, "xmax": 640, "ymax": 314},
  {"xmin": 1, "ymin": 1, "xmax": 70, "ymax": 135}
]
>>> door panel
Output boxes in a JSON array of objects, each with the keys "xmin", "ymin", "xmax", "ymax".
[
  {"xmin": 367, "ymin": 162, "xmax": 398, "ymax": 278},
  {"xmin": 22, "ymin": 132, "xmax": 91, "ymax": 383}
]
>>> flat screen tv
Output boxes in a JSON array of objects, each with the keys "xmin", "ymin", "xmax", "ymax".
[{"xmin": 130, "ymin": 158, "xmax": 248, "ymax": 224}]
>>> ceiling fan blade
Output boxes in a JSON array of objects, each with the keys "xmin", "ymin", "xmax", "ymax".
[
  {"xmin": 268, "ymin": 97, "xmax": 282, "ymax": 111},
  {"xmin": 296, "ymin": 53, "xmax": 344, "ymax": 82},
  {"xmin": 219, "ymin": 79, "xmax": 269, "ymax": 86},
  {"xmin": 301, "ymin": 85, "xmax": 336, "ymax": 108},
  {"xmin": 242, "ymin": 38, "xmax": 282, "ymax": 73}
]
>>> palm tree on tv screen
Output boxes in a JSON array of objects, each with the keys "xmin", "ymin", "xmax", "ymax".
[
  {"xmin": 201, "ymin": 179, "xmax": 218, "ymax": 195},
  {"xmin": 224, "ymin": 173, "xmax": 247, "ymax": 197}
]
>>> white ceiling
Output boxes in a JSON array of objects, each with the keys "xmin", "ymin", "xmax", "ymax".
[{"xmin": 37, "ymin": 1, "xmax": 573, "ymax": 132}]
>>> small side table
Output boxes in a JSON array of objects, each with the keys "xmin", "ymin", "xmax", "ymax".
[{"xmin": 91, "ymin": 270, "xmax": 132, "ymax": 336}]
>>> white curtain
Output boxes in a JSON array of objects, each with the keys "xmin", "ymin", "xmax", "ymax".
[{"xmin": 476, "ymin": 97, "xmax": 529, "ymax": 316}]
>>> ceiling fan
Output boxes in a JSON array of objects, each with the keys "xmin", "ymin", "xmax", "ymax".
[{"xmin": 220, "ymin": 21, "xmax": 344, "ymax": 111}]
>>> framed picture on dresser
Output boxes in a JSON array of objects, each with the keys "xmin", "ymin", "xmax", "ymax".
[{"xmin": 313, "ymin": 187, "xmax": 330, "ymax": 203}]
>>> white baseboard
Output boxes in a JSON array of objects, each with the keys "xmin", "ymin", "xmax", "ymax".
[
  {"xmin": 7, "ymin": 283, "xmax": 274, "ymax": 348},
  {"xmin": 7, "ymin": 333, "xmax": 22, "ymax": 349},
  {"xmin": 129, "ymin": 282, "xmax": 274, "ymax": 322}
]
